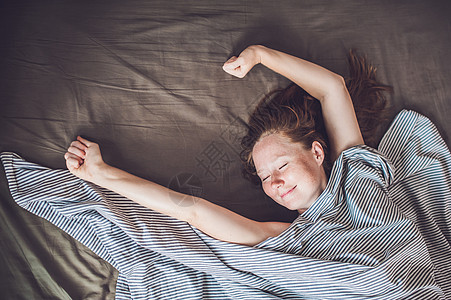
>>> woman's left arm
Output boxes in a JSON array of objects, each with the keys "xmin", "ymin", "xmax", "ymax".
[
  {"xmin": 223, "ymin": 45, "xmax": 364, "ymax": 160},
  {"xmin": 65, "ymin": 136, "xmax": 290, "ymax": 246}
]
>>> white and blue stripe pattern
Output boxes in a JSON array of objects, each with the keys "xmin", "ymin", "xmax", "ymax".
[{"xmin": 2, "ymin": 110, "xmax": 450, "ymax": 299}]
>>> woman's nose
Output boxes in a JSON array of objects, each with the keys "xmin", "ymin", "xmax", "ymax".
[{"xmin": 271, "ymin": 175, "xmax": 284, "ymax": 189}]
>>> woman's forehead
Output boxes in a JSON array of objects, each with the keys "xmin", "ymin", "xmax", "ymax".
[
  {"xmin": 254, "ymin": 133, "xmax": 299, "ymax": 153},
  {"xmin": 253, "ymin": 134, "xmax": 304, "ymax": 166}
]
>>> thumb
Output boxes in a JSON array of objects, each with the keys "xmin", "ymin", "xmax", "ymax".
[{"xmin": 223, "ymin": 56, "xmax": 242, "ymax": 70}]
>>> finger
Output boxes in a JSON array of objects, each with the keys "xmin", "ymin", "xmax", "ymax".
[
  {"xmin": 224, "ymin": 56, "xmax": 237, "ymax": 65},
  {"xmin": 77, "ymin": 136, "xmax": 95, "ymax": 148},
  {"xmin": 223, "ymin": 64, "xmax": 246, "ymax": 78},
  {"xmin": 64, "ymin": 152, "xmax": 84, "ymax": 165},
  {"xmin": 223, "ymin": 59, "xmax": 243, "ymax": 72},
  {"xmin": 66, "ymin": 157, "xmax": 81, "ymax": 170},
  {"xmin": 70, "ymin": 140, "xmax": 88, "ymax": 151},
  {"xmin": 67, "ymin": 145, "xmax": 86, "ymax": 159},
  {"xmin": 223, "ymin": 61, "xmax": 239, "ymax": 71},
  {"xmin": 223, "ymin": 56, "xmax": 243, "ymax": 69},
  {"xmin": 222, "ymin": 64, "xmax": 236, "ymax": 75}
]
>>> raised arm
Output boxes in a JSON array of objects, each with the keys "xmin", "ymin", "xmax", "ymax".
[
  {"xmin": 65, "ymin": 136, "xmax": 290, "ymax": 246},
  {"xmin": 223, "ymin": 45, "xmax": 364, "ymax": 160}
]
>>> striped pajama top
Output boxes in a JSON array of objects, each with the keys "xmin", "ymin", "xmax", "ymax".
[{"xmin": 2, "ymin": 109, "xmax": 450, "ymax": 299}]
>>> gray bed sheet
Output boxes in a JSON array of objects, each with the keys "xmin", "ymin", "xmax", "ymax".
[{"xmin": 1, "ymin": 0, "xmax": 450, "ymax": 298}]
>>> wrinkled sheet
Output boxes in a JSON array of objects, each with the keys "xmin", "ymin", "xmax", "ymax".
[
  {"xmin": 2, "ymin": 110, "xmax": 451, "ymax": 299},
  {"xmin": 1, "ymin": 0, "xmax": 451, "ymax": 298}
]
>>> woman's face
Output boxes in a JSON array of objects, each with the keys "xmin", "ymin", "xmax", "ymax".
[{"xmin": 252, "ymin": 133, "xmax": 327, "ymax": 213}]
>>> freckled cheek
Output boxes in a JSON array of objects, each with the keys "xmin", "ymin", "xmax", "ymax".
[
  {"xmin": 291, "ymin": 163, "xmax": 316, "ymax": 184},
  {"xmin": 261, "ymin": 183, "xmax": 269, "ymax": 195},
  {"xmin": 282, "ymin": 170, "xmax": 299, "ymax": 186},
  {"xmin": 262, "ymin": 183, "xmax": 275, "ymax": 198}
]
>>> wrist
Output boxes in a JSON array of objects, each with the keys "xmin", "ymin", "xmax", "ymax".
[
  {"xmin": 90, "ymin": 162, "xmax": 113, "ymax": 185},
  {"xmin": 249, "ymin": 45, "xmax": 265, "ymax": 65}
]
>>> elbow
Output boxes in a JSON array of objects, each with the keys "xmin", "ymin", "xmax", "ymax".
[
  {"xmin": 185, "ymin": 197, "xmax": 201, "ymax": 225},
  {"xmin": 328, "ymin": 74, "xmax": 347, "ymax": 93},
  {"xmin": 335, "ymin": 74, "xmax": 346, "ymax": 84},
  {"xmin": 320, "ymin": 75, "xmax": 349, "ymax": 102}
]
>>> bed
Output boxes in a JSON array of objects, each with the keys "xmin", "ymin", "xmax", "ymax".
[{"xmin": 1, "ymin": 0, "xmax": 450, "ymax": 298}]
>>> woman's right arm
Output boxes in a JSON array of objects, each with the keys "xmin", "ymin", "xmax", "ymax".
[
  {"xmin": 223, "ymin": 45, "xmax": 364, "ymax": 161},
  {"xmin": 65, "ymin": 136, "xmax": 290, "ymax": 246}
]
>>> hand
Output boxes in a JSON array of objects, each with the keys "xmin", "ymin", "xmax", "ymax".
[
  {"xmin": 222, "ymin": 45, "xmax": 262, "ymax": 78},
  {"xmin": 64, "ymin": 136, "xmax": 107, "ymax": 182}
]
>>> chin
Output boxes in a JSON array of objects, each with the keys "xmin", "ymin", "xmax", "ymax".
[
  {"xmin": 281, "ymin": 199, "xmax": 301, "ymax": 211},
  {"xmin": 274, "ymin": 195, "xmax": 303, "ymax": 211},
  {"xmin": 282, "ymin": 196, "xmax": 310, "ymax": 212}
]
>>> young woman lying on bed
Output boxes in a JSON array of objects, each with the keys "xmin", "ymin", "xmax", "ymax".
[{"xmin": 64, "ymin": 45, "xmax": 390, "ymax": 246}]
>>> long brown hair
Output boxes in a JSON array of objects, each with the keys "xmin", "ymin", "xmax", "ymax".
[{"xmin": 241, "ymin": 49, "xmax": 393, "ymax": 184}]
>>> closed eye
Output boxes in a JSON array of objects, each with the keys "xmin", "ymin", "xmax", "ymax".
[
  {"xmin": 262, "ymin": 175, "xmax": 270, "ymax": 182},
  {"xmin": 279, "ymin": 163, "xmax": 288, "ymax": 170}
]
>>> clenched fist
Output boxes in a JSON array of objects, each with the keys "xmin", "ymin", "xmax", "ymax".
[
  {"xmin": 222, "ymin": 45, "xmax": 262, "ymax": 78},
  {"xmin": 64, "ymin": 136, "xmax": 107, "ymax": 182}
]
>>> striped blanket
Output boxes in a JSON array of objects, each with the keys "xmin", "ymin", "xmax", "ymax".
[{"xmin": 2, "ymin": 110, "xmax": 450, "ymax": 299}]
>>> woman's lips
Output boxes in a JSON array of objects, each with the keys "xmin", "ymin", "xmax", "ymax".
[{"xmin": 281, "ymin": 185, "xmax": 297, "ymax": 198}]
